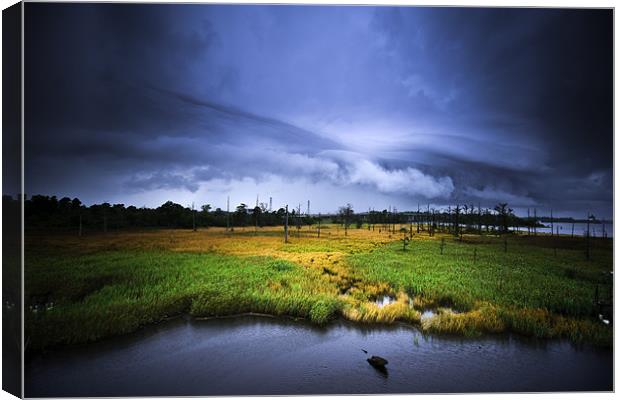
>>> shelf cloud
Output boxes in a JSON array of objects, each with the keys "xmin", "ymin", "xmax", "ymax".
[{"xmin": 24, "ymin": 4, "xmax": 612, "ymax": 217}]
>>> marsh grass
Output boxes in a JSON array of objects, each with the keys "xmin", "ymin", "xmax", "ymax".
[
  {"xmin": 25, "ymin": 250, "xmax": 337, "ymax": 352},
  {"xmin": 348, "ymin": 234, "xmax": 612, "ymax": 345},
  {"xmin": 25, "ymin": 226, "xmax": 612, "ymax": 352}
]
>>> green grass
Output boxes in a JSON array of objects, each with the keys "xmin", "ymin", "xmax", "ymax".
[
  {"xmin": 25, "ymin": 250, "xmax": 337, "ymax": 352},
  {"xmin": 347, "ymin": 235, "xmax": 612, "ymax": 345}
]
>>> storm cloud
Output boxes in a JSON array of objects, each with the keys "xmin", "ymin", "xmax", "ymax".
[{"xmin": 24, "ymin": 4, "xmax": 612, "ymax": 217}]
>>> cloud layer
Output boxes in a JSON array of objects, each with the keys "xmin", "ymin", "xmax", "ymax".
[{"xmin": 24, "ymin": 5, "xmax": 613, "ymax": 217}]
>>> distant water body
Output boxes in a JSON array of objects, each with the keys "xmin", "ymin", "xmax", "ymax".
[{"xmin": 515, "ymin": 222, "xmax": 613, "ymax": 238}]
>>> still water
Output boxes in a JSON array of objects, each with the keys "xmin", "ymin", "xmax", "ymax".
[
  {"xmin": 26, "ymin": 316, "xmax": 612, "ymax": 396},
  {"xmin": 515, "ymin": 222, "xmax": 613, "ymax": 238}
]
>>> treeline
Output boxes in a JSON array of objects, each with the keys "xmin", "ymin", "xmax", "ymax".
[
  {"xmin": 14, "ymin": 195, "xmax": 312, "ymax": 231},
  {"xmin": 335, "ymin": 203, "xmax": 541, "ymax": 236},
  {"xmin": 8, "ymin": 194, "xmax": 602, "ymax": 236}
]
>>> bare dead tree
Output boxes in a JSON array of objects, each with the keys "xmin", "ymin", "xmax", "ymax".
[
  {"xmin": 550, "ymin": 209, "xmax": 554, "ymax": 237},
  {"xmin": 527, "ymin": 208, "xmax": 531, "ymax": 236},
  {"xmin": 427, "ymin": 204, "xmax": 431, "ymax": 232},
  {"xmin": 463, "ymin": 204, "xmax": 469, "ymax": 232},
  {"xmin": 392, "ymin": 206, "xmax": 398, "ymax": 234},
  {"xmin": 454, "ymin": 204, "xmax": 460, "ymax": 238},
  {"xmin": 284, "ymin": 205, "xmax": 289, "ymax": 243},
  {"xmin": 586, "ymin": 213, "xmax": 595, "ymax": 260},
  {"xmin": 417, "ymin": 203, "xmax": 421, "ymax": 233},
  {"xmin": 297, "ymin": 203, "xmax": 302, "ymax": 238}
]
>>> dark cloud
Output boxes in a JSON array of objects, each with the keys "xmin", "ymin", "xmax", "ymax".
[
  {"xmin": 125, "ymin": 171, "xmax": 200, "ymax": 193},
  {"xmin": 24, "ymin": 4, "xmax": 613, "ymax": 217}
]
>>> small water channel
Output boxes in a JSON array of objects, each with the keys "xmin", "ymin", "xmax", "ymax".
[{"xmin": 26, "ymin": 316, "xmax": 612, "ymax": 397}]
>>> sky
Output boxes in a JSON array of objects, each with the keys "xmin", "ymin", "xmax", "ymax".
[{"xmin": 24, "ymin": 4, "xmax": 613, "ymax": 218}]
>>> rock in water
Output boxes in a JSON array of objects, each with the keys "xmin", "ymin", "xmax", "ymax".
[{"xmin": 367, "ymin": 356, "xmax": 388, "ymax": 368}]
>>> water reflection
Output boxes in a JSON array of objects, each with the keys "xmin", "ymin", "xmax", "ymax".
[
  {"xmin": 26, "ymin": 316, "xmax": 612, "ymax": 397},
  {"xmin": 375, "ymin": 295, "xmax": 396, "ymax": 308}
]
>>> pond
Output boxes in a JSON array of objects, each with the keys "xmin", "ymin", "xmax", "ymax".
[{"xmin": 26, "ymin": 316, "xmax": 612, "ymax": 396}]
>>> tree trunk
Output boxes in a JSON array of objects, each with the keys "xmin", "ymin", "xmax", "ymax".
[{"xmin": 284, "ymin": 205, "xmax": 289, "ymax": 243}]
